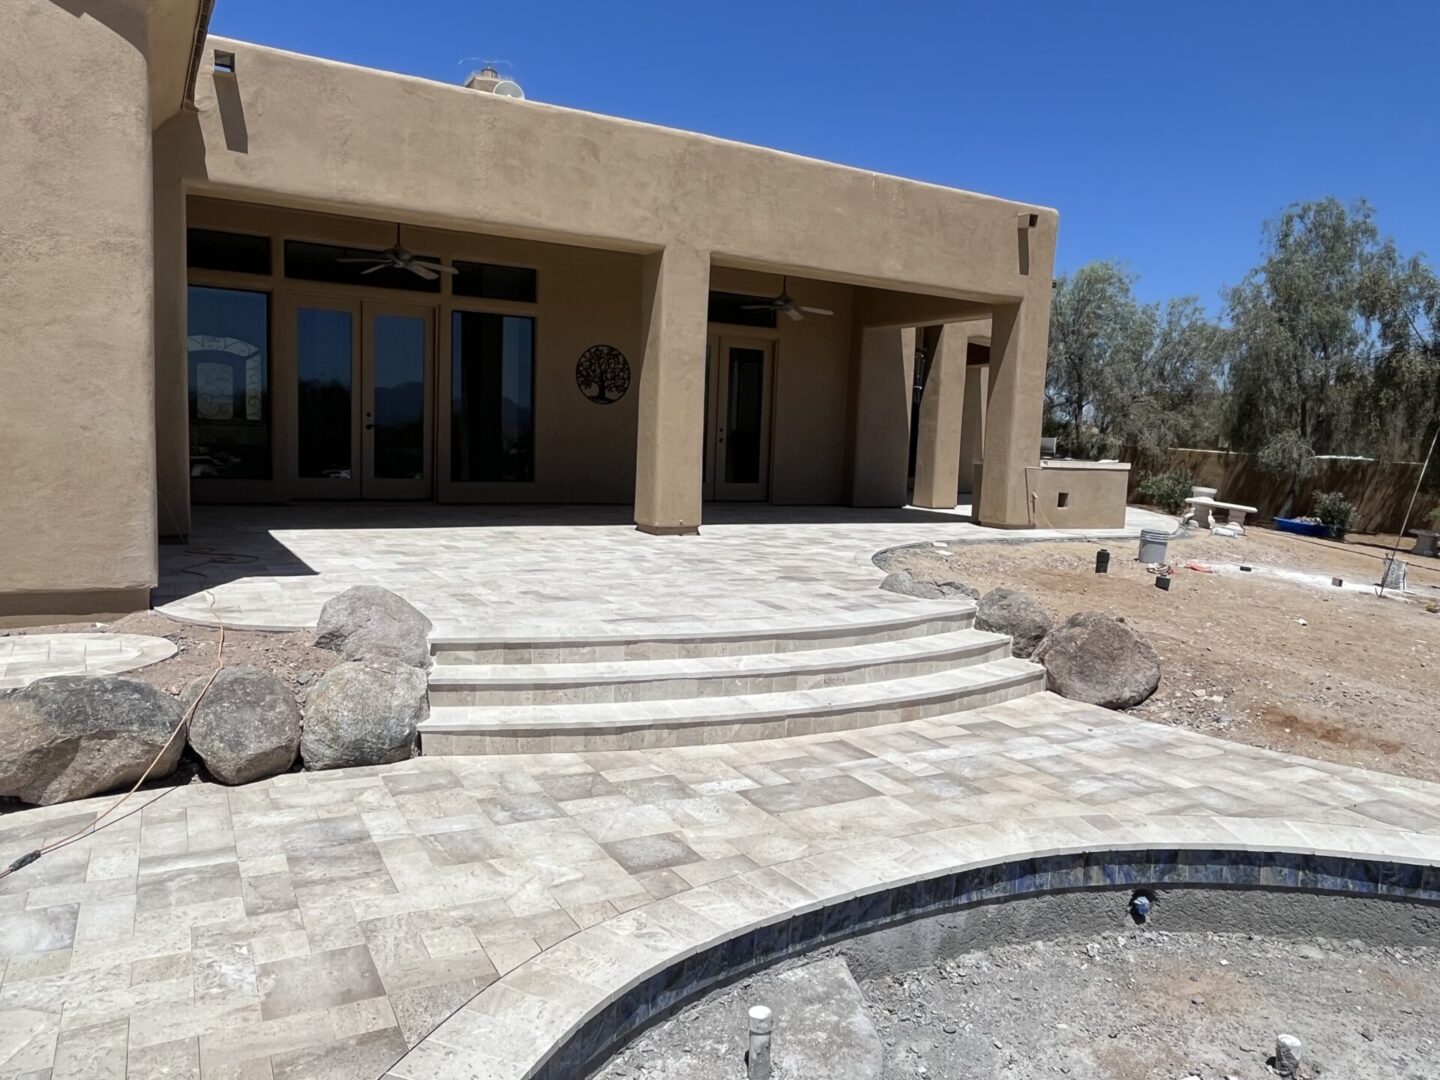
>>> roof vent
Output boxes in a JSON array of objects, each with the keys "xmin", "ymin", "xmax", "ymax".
[{"xmin": 464, "ymin": 65, "xmax": 524, "ymax": 99}]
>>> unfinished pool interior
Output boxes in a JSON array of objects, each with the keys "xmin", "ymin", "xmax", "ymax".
[{"xmin": 498, "ymin": 848, "xmax": 1440, "ymax": 1079}]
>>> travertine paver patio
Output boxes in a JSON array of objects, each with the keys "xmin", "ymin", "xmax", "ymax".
[
  {"xmin": 153, "ymin": 504, "xmax": 1174, "ymax": 635},
  {"xmin": 1, "ymin": 693, "xmax": 1437, "ymax": 1079},
  {"xmin": 0, "ymin": 635, "xmax": 176, "ymax": 691}
]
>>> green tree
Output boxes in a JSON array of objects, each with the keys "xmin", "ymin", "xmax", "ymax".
[
  {"xmin": 1224, "ymin": 198, "xmax": 1388, "ymax": 458},
  {"xmin": 1046, "ymin": 261, "xmax": 1224, "ymax": 461}
]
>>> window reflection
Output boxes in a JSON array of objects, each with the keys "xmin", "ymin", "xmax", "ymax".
[
  {"xmin": 297, "ymin": 308, "xmax": 353, "ymax": 479},
  {"xmin": 451, "ymin": 312, "xmax": 534, "ymax": 482},
  {"xmin": 188, "ymin": 286, "xmax": 271, "ymax": 479}
]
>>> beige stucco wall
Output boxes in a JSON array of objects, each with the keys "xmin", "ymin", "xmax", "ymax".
[
  {"xmin": 189, "ymin": 39, "xmax": 1054, "ymax": 304},
  {"xmin": 0, "ymin": 0, "xmax": 159, "ymax": 615},
  {"xmin": 1025, "ymin": 463, "xmax": 1130, "ymax": 529}
]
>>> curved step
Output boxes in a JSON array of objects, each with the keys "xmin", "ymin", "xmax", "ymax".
[
  {"xmin": 428, "ymin": 628, "xmax": 1012, "ymax": 706},
  {"xmin": 429, "ymin": 602, "xmax": 975, "ymax": 664},
  {"xmin": 419, "ymin": 657, "xmax": 1044, "ymax": 754}
]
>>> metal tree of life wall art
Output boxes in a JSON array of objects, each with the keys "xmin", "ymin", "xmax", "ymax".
[{"xmin": 575, "ymin": 344, "xmax": 631, "ymax": 404}]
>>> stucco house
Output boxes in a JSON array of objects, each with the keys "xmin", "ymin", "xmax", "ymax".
[{"xmin": 1, "ymin": 1, "xmax": 1122, "ymax": 625}]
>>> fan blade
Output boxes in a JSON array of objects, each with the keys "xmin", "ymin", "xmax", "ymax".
[
  {"xmin": 409, "ymin": 264, "xmax": 439, "ymax": 281},
  {"xmin": 739, "ymin": 303, "xmax": 777, "ymax": 310},
  {"xmin": 798, "ymin": 306, "xmax": 834, "ymax": 316},
  {"xmin": 337, "ymin": 257, "xmax": 387, "ymax": 264},
  {"xmin": 360, "ymin": 263, "xmax": 389, "ymax": 275},
  {"xmin": 411, "ymin": 260, "xmax": 458, "ymax": 275},
  {"xmin": 784, "ymin": 306, "xmax": 805, "ymax": 321}
]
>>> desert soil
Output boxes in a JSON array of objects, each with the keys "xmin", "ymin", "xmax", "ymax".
[
  {"xmin": 598, "ymin": 932, "xmax": 1438, "ymax": 1080},
  {"xmin": 863, "ymin": 931, "xmax": 1438, "ymax": 1080},
  {"xmin": 881, "ymin": 526, "xmax": 1440, "ymax": 785},
  {"xmin": 0, "ymin": 610, "xmax": 339, "ymax": 702}
]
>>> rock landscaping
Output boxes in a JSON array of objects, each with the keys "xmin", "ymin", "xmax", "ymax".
[
  {"xmin": 300, "ymin": 656, "xmax": 427, "ymax": 769},
  {"xmin": 880, "ymin": 569, "xmax": 980, "ymax": 601},
  {"xmin": 974, "ymin": 587, "xmax": 1053, "ymax": 658},
  {"xmin": 314, "ymin": 584, "xmax": 433, "ymax": 669},
  {"xmin": 186, "ymin": 666, "xmax": 302, "ymax": 785},
  {"xmin": 0, "ymin": 675, "xmax": 184, "ymax": 805},
  {"xmin": 1033, "ymin": 610, "xmax": 1162, "ymax": 708}
]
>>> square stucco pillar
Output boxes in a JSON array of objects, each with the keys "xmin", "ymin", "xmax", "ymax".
[
  {"xmin": 977, "ymin": 298, "xmax": 1051, "ymax": 527},
  {"xmin": 958, "ymin": 363, "xmax": 987, "ymax": 495},
  {"xmin": 847, "ymin": 326, "xmax": 916, "ymax": 507},
  {"xmin": 911, "ymin": 323, "xmax": 968, "ymax": 508},
  {"xmin": 634, "ymin": 244, "xmax": 710, "ymax": 535},
  {"xmin": 0, "ymin": 0, "xmax": 158, "ymax": 621},
  {"xmin": 154, "ymin": 119, "xmax": 191, "ymax": 541}
]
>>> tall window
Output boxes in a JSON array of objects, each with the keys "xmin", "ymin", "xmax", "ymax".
[
  {"xmin": 451, "ymin": 312, "xmax": 534, "ymax": 482},
  {"xmin": 187, "ymin": 286, "xmax": 271, "ymax": 479}
]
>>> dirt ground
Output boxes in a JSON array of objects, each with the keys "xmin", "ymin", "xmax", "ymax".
[
  {"xmin": 882, "ymin": 526, "xmax": 1440, "ymax": 785},
  {"xmin": 598, "ymin": 932, "xmax": 1439, "ymax": 1080},
  {"xmin": 0, "ymin": 611, "xmax": 339, "ymax": 703},
  {"xmin": 862, "ymin": 932, "xmax": 1438, "ymax": 1080}
]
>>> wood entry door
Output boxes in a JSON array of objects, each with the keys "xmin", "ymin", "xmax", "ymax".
[{"xmin": 704, "ymin": 335, "xmax": 774, "ymax": 501}]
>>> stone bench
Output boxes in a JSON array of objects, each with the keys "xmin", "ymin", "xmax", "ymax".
[
  {"xmin": 1182, "ymin": 496, "xmax": 1259, "ymax": 531},
  {"xmin": 1411, "ymin": 529, "xmax": 1439, "ymax": 558}
]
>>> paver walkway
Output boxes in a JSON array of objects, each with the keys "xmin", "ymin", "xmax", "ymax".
[
  {"xmin": 0, "ymin": 635, "xmax": 176, "ymax": 691},
  {"xmin": 153, "ymin": 504, "xmax": 1173, "ymax": 635},
  {"xmin": 1, "ymin": 693, "xmax": 1437, "ymax": 1079}
]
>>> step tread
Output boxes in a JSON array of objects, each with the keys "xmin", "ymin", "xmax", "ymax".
[
  {"xmin": 427, "ymin": 598, "xmax": 974, "ymax": 648},
  {"xmin": 427, "ymin": 629, "xmax": 1010, "ymax": 686},
  {"xmin": 420, "ymin": 658, "xmax": 1042, "ymax": 733}
]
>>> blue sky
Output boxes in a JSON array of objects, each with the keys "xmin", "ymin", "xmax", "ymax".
[{"xmin": 212, "ymin": 1, "xmax": 1439, "ymax": 310}]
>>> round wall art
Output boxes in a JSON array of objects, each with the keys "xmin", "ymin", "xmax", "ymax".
[{"xmin": 575, "ymin": 344, "xmax": 631, "ymax": 404}]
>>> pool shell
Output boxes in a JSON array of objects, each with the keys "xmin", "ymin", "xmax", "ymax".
[{"xmin": 546, "ymin": 848, "xmax": 1440, "ymax": 1080}]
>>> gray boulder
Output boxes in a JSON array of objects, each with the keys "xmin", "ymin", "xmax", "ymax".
[
  {"xmin": 879, "ymin": 570, "xmax": 980, "ymax": 601},
  {"xmin": 301, "ymin": 658, "xmax": 427, "ymax": 770},
  {"xmin": 1032, "ymin": 610, "xmax": 1162, "ymax": 709},
  {"xmin": 314, "ymin": 585, "xmax": 432, "ymax": 670},
  {"xmin": 0, "ymin": 676, "xmax": 184, "ymax": 805},
  {"xmin": 975, "ymin": 587, "xmax": 1054, "ymax": 658},
  {"xmin": 187, "ymin": 667, "xmax": 301, "ymax": 785}
]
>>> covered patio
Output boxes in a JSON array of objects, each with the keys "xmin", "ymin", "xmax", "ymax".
[{"xmin": 153, "ymin": 503, "xmax": 1173, "ymax": 636}]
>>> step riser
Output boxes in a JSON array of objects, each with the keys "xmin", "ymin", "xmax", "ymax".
[
  {"xmin": 429, "ymin": 640, "xmax": 1012, "ymax": 706},
  {"xmin": 420, "ymin": 668, "xmax": 1043, "ymax": 755},
  {"xmin": 431, "ymin": 613, "xmax": 976, "ymax": 665}
]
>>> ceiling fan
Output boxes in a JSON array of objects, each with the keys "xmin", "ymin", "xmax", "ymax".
[
  {"xmin": 336, "ymin": 224, "xmax": 457, "ymax": 281},
  {"xmin": 741, "ymin": 277, "xmax": 834, "ymax": 322}
]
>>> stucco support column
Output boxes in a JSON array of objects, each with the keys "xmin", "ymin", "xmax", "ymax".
[
  {"xmin": 958, "ymin": 363, "xmax": 987, "ymax": 496},
  {"xmin": 153, "ymin": 118, "xmax": 191, "ymax": 540},
  {"xmin": 911, "ymin": 323, "xmax": 968, "ymax": 508},
  {"xmin": 847, "ymin": 327, "xmax": 916, "ymax": 507},
  {"xmin": 634, "ymin": 244, "xmax": 710, "ymax": 535},
  {"xmin": 977, "ymin": 299, "xmax": 1050, "ymax": 527},
  {"xmin": 0, "ymin": 0, "xmax": 158, "ymax": 621}
]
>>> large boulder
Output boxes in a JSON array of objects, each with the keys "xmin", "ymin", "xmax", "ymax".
[
  {"xmin": 314, "ymin": 586, "xmax": 432, "ymax": 670},
  {"xmin": 0, "ymin": 676, "xmax": 184, "ymax": 805},
  {"xmin": 1032, "ymin": 611, "xmax": 1162, "ymax": 709},
  {"xmin": 187, "ymin": 667, "xmax": 301, "ymax": 785},
  {"xmin": 975, "ymin": 587, "xmax": 1054, "ymax": 658},
  {"xmin": 301, "ymin": 658, "xmax": 427, "ymax": 770},
  {"xmin": 879, "ymin": 570, "xmax": 980, "ymax": 601}
]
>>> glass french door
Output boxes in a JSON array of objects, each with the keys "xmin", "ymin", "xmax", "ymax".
[
  {"xmin": 289, "ymin": 297, "xmax": 434, "ymax": 499},
  {"xmin": 703, "ymin": 335, "xmax": 774, "ymax": 501},
  {"xmin": 362, "ymin": 303, "xmax": 434, "ymax": 498}
]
